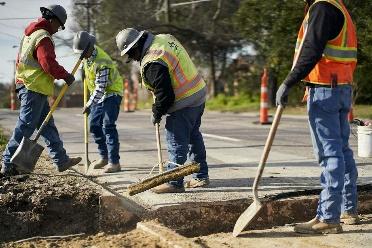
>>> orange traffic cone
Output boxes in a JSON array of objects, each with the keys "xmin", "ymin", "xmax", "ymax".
[
  {"xmin": 123, "ymin": 79, "xmax": 130, "ymax": 112},
  {"xmin": 10, "ymin": 87, "xmax": 16, "ymax": 110},
  {"xmin": 348, "ymin": 106, "xmax": 354, "ymax": 122},
  {"xmin": 131, "ymin": 83, "xmax": 138, "ymax": 111},
  {"xmin": 260, "ymin": 68, "xmax": 270, "ymax": 124}
]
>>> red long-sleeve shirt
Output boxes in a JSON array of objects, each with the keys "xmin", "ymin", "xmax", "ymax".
[{"xmin": 16, "ymin": 18, "xmax": 69, "ymax": 83}]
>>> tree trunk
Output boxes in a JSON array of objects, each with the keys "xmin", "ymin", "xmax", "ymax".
[{"xmin": 209, "ymin": 47, "xmax": 217, "ymax": 97}]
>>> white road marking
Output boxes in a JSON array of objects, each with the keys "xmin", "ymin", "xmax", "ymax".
[{"xmin": 202, "ymin": 133, "xmax": 242, "ymax": 142}]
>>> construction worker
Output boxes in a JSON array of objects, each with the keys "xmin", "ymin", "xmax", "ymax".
[
  {"xmin": 116, "ymin": 28, "xmax": 209, "ymax": 193},
  {"xmin": 1, "ymin": 5, "xmax": 81, "ymax": 176},
  {"xmin": 276, "ymin": 0, "xmax": 358, "ymax": 234},
  {"xmin": 73, "ymin": 31, "xmax": 123, "ymax": 173}
]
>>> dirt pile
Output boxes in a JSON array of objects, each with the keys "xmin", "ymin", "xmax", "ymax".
[
  {"xmin": 0, "ymin": 155, "xmax": 100, "ymax": 243},
  {"xmin": 2, "ymin": 229, "xmax": 163, "ymax": 248}
]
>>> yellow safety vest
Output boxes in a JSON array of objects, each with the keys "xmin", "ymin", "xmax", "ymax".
[
  {"xmin": 141, "ymin": 34, "xmax": 206, "ymax": 102},
  {"xmin": 16, "ymin": 29, "xmax": 55, "ymax": 96},
  {"xmin": 83, "ymin": 46, "xmax": 123, "ymax": 96}
]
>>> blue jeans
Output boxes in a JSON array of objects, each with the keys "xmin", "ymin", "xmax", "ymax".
[
  {"xmin": 165, "ymin": 103, "xmax": 208, "ymax": 187},
  {"xmin": 89, "ymin": 95, "xmax": 122, "ymax": 164},
  {"xmin": 2, "ymin": 87, "xmax": 69, "ymax": 171},
  {"xmin": 307, "ymin": 85, "xmax": 358, "ymax": 224}
]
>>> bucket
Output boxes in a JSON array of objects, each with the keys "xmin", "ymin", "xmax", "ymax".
[{"xmin": 357, "ymin": 125, "xmax": 372, "ymax": 158}]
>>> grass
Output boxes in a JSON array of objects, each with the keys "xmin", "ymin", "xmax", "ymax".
[
  {"xmin": 0, "ymin": 127, "xmax": 7, "ymax": 150},
  {"xmin": 137, "ymin": 93, "xmax": 372, "ymax": 120},
  {"xmin": 206, "ymin": 93, "xmax": 260, "ymax": 112}
]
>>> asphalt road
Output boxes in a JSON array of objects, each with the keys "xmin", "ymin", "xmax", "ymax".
[{"xmin": 1, "ymin": 108, "xmax": 371, "ymax": 208}]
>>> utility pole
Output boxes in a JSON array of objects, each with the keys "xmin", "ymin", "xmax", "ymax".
[
  {"xmin": 75, "ymin": 0, "xmax": 100, "ymax": 33},
  {"xmin": 161, "ymin": 0, "xmax": 217, "ymax": 24},
  {"xmin": 7, "ymin": 59, "xmax": 16, "ymax": 110}
]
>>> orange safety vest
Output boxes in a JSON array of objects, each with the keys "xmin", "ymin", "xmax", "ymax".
[{"xmin": 296, "ymin": 0, "xmax": 357, "ymax": 90}]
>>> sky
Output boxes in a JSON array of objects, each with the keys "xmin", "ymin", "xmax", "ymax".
[{"xmin": 0, "ymin": 0, "xmax": 78, "ymax": 85}]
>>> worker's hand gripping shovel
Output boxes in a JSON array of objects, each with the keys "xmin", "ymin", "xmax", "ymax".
[
  {"xmin": 10, "ymin": 43, "xmax": 92, "ymax": 173},
  {"xmin": 232, "ymin": 105, "xmax": 284, "ymax": 237}
]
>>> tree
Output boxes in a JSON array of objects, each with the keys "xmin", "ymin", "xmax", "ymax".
[
  {"xmin": 234, "ymin": 0, "xmax": 304, "ymax": 105},
  {"xmin": 71, "ymin": 0, "xmax": 243, "ymax": 96},
  {"xmin": 234, "ymin": 0, "xmax": 372, "ymax": 104}
]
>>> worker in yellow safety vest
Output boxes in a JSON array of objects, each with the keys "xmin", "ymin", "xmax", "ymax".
[
  {"xmin": 73, "ymin": 31, "xmax": 124, "ymax": 173},
  {"xmin": 116, "ymin": 28, "xmax": 209, "ymax": 193},
  {"xmin": 1, "ymin": 5, "xmax": 81, "ymax": 176},
  {"xmin": 276, "ymin": 0, "xmax": 358, "ymax": 234}
]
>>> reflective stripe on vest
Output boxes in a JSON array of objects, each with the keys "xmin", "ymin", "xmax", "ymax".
[
  {"xmin": 16, "ymin": 29, "xmax": 55, "ymax": 96},
  {"xmin": 83, "ymin": 46, "xmax": 123, "ymax": 96},
  {"xmin": 295, "ymin": 0, "xmax": 357, "ymax": 85},
  {"xmin": 141, "ymin": 34, "xmax": 206, "ymax": 101}
]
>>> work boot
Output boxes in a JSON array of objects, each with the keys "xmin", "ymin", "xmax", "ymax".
[
  {"xmin": 58, "ymin": 157, "xmax": 82, "ymax": 172},
  {"xmin": 294, "ymin": 217, "xmax": 343, "ymax": 234},
  {"xmin": 185, "ymin": 177, "xmax": 210, "ymax": 188},
  {"xmin": 341, "ymin": 213, "xmax": 360, "ymax": 225},
  {"xmin": 103, "ymin": 163, "xmax": 121, "ymax": 173},
  {"xmin": 151, "ymin": 183, "xmax": 185, "ymax": 194},
  {"xmin": 92, "ymin": 159, "xmax": 108, "ymax": 169}
]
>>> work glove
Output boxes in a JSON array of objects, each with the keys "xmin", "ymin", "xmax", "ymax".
[
  {"xmin": 151, "ymin": 115, "xmax": 161, "ymax": 126},
  {"xmin": 82, "ymin": 105, "xmax": 91, "ymax": 115},
  {"xmin": 276, "ymin": 83, "xmax": 291, "ymax": 107},
  {"xmin": 64, "ymin": 73, "xmax": 75, "ymax": 86}
]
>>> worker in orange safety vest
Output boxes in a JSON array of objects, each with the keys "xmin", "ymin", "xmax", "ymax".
[{"xmin": 276, "ymin": 0, "xmax": 358, "ymax": 234}]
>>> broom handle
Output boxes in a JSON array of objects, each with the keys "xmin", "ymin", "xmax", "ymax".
[
  {"xmin": 34, "ymin": 43, "xmax": 91, "ymax": 141},
  {"xmin": 151, "ymin": 92, "xmax": 164, "ymax": 173},
  {"xmin": 155, "ymin": 123, "xmax": 164, "ymax": 173}
]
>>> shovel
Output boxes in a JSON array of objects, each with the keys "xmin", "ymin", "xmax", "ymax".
[
  {"xmin": 10, "ymin": 43, "xmax": 91, "ymax": 173},
  {"xmin": 83, "ymin": 77, "xmax": 90, "ymax": 173},
  {"xmin": 232, "ymin": 19, "xmax": 308, "ymax": 237},
  {"xmin": 232, "ymin": 105, "xmax": 283, "ymax": 237}
]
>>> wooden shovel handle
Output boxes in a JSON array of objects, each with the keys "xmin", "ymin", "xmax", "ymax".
[
  {"xmin": 252, "ymin": 105, "xmax": 284, "ymax": 200},
  {"xmin": 34, "ymin": 43, "xmax": 91, "ymax": 141}
]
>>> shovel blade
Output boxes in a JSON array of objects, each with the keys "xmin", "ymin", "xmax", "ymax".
[
  {"xmin": 232, "ymin": 200, "xmax": 263, "ymax": 237},
  {"xmin": 10, "ymin": 137, "xmax": 44, "ymax": 173}
]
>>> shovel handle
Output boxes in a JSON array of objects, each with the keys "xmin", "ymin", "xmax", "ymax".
[
  {"xmin": 83, "ymin": 77, "xmax": 90, "ymax": 172},
  {"xmin": 34, "ymin": 59, "xmax": 83, "ymax": 141},
  {"xmin": 252, "ymin": 105, "xmax": 283, "ymax": 200},
  {"xmin": 34, "ymin": 43, "xmax": 91, "ymax": 141}
]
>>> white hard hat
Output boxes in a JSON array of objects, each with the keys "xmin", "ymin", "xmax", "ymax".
[
  {"xmin": 116, "ymin": 28, "xmax": 144, "ymax": 56},
  {"xmin": 40, "ymin": 5, "xmax": 67, "ymax": 30},
  {"xmin": 73, "ymin": 31, "xmax": 96, "ymax": 53}
]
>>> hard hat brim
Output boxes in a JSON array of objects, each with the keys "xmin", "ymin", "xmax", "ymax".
[
  {"xmin": 40, "ymin": 7, "xmax": 65, "ymax": 30},
  {"xmin": 120, "ymin": 30, "xmax": 145, "ymax": 56}
]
